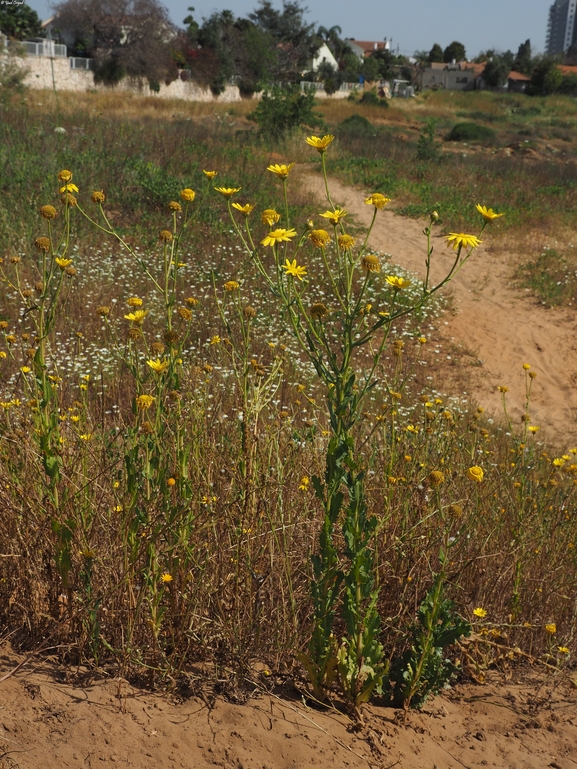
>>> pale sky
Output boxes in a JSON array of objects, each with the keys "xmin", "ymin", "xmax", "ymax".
[{"xmin": 31, "ymin": 0, "xmax": 550, "ymax": 58}]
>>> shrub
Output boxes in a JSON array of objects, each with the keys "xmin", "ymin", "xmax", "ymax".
[
  {"xmin": 446, "ymin": 122, "xmax": 497, "ymax": 144},
  {"xmin": 247, "ymin": 84, "xmax": 325, "ymax": 141},
  {"xmin": 416, "ymin": 118, "xmax": 441, "ymax": 161},
  {"xmin": 359, "ymin": 88, "xmax": 388, "ymax": 107},
  {"xmin": 337, "ymin": 113, "xmax": 375, "ymax": 137}
]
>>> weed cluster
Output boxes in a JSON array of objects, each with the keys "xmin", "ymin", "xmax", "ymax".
[{"xmin": 1, "ymin": 97, "xmax": 576, "ymax": 713}]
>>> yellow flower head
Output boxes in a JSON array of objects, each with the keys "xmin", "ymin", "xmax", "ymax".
[
  {"xmin": 55, "ymin": 257, "xmax": 72, "ymax": 269},
  {"xmin": 232, "ymin": 202, "xmax": 255, "ymax": 217},
  {"xmin": 476, "ymin": 204, "xmax": 504, "ymax": 222},
  {"xmin": 528, "ymin": 425, "xmax": 540, "ymax": 433},
  {"xmin": 498, "ymin": 385, "xmax": 509, "ymax": 393},
  {"xmin": 161, "ymin": 573, "xmax": 173, "ymax": 583},
  {"xmin": 40, "ymin": 205, "xmax": 58, "ymax": 220},
  {"xmin": 215, "ymin": 186, "xmax": 241, "ymax": 199},
  {"xmin": 473, "ymin": 607, "xmax": 487, "ymax": 618},
  {"xmin": 523, "ymin": 363, "xmax": 531, "ymax": 370},
  {"xmin": 124, "ymin": 310, "xmax": 148, "ymax": 324},
  {"xmin": 545, "ymin": 623, "xmax": 557, "ymax": 634},
  {"xmin": 386, "ymin": 275, "xmax": 411, "ymax": 289},
  {"xmin": 446, "ymin": 233, "xmax": 482, "ymax": 251},
  {"xmin": 58, "ymin": 169, "xmax": 73, "ymax": 182},
  {"xmin": 261, "ymin": 208, "xmax": 281, "ymax": 226},
  {"xmin": 203, "ymin": 170, "xmax": 218, "ymax": 179},
  {"xmin": 261, "ymin": 228, "xmax": 297, "ymax": 247},
  {"xmin": 467, "ymin": 465, "xmax": 484, "ymax": 483},
  {"xmin": 429, "ymin": 470, "xmax": 445, "ymax": 485},
  {"xmin": 180, "ymin": 188, "xmax": 196, "ymax": 202},
  {"xmin": 169, "ymin": 200, "xmax": 182, "ymax": 212},
  {"xmin": 147, "ymin": 358, "xmax": 169, "ymax": 374},
  {"xmin": 305, "ymin": 134, "xmax": 335, "ymax": 153},
  {"xmin": 20, "ymin": 366, "xmax": 31, "ymax": 374},
  {"xmin": 136, "ymin": 394, "xmax": 155, "ymax": 410},
  {"xmin": 338, "ymin": 234, "xmax": 355, "ymax": 250},
  {"xmin": 224, "ymin": 280, "xmax": 240, "ymax": 291},
  {"xmin": 127, "ymin": 297, "xmax": 143, "ymax": 307},
  {"xmin": 319, "ymin": 208, "xmax": 347, "ymax": 226},
  {"xmin": 283, "ymin": 258, "xmax": 307, "ymax": 281},
  {"xmin": 210, "ymin": 335, "xmax": 221, "ymax": 345},
  {"xmin": 558, "ymin": 646, "xmax": 570, "ymax": 654},
  {"xmin": 309, "ymin": 229, "xmax": 331, "ymax": 248},
  {"xmin": 159, "ymin": 230, "xmax": 173, "ymax": 242},
  {"xmin": 92, "ymin": 190, "xmax": 105, "ymax": 203},
  {"xmin": 267, "ymin": 163, "xmax": 295, "ymax": 179},
  {"xmin": 365, "ymin": 193, "xmax": 391, "ymax": 210},
  {"xmin": 361, "ymin": 254, "xmax": 380, "ymax": 273},
  {"xmin": 59, "ymin": 183, "xmax": 79, "ymax": 194}
]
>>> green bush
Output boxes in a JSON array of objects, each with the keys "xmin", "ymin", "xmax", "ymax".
[
  {"xmin": 247, "ymin": 84, "xmax": 326, "ymax": 141},
  {"xmin": 337, "ymin": 113, "xmax": 375, "ymax": 137},
  {"xmin": 359, "ymin": 88, "xmax": 388, "ymax": 107},
  {"xmin": 446, "ymin": 122, "xmax": 497, "ymax": 144}
]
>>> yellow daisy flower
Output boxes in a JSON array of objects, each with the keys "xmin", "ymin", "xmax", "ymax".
[
  {"xmin": 55, "ymin": 258, "xmax": 72, "ymax": 269},
  {"xmin": 267, "ymin": 163, "xmax": 295, "ymax": 178},
  {"xmin": 231, "ymin": 203, "xmax": 255, "ymax": 217},
  {"xmin": 385, "ymin": 275, "xmax": 411, "ymax": 289},
  {"xmin": 283, "ymin": 259, "xmax": 307, "ymax": 281},
  {"xmin": 446, "ymin": 233, "xmax": 482, "ymax": 251},
  {"xmin": 215, "ymin": 186, "xmax": 241, "ymax": 198},
  {"xmin": 203, "ymin": 170, "xmax": 218, "ymax": 179},
  {"xmin": 261, "ymin": 228, "xmax": 297, "ymax": 247},
  {"xmin": 261, "ymin": 209, "xmax": 281, "ymax": 226},
  {"xmin": 146, "ymin": 358, "xmax": 169, "ymax": 374},
  {"xmin": 364, "ymin": 193, "xmax": 391, "ymax": 209},
  {"xmin": 305, "ymin": 134, "xmax": 335, "ymax": 153},
  {"xmin": 476, "ymin": 204, "xmax": 504, "ymax": 222},
  {"xmin": 319, "ymin": 208, "xmax": 347, "ymax": 226}
]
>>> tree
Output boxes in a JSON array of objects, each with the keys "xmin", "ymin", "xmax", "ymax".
[
  {"xmin": 0, "ymin": 2, "xmax": 42, "ymax": 39},
  {"xmin": 513, "ymin": 39, "xmax": 532, "ymax": 75},
  {"xmin": 443, "ymin": 40, "xmax": 466, "ymax": 63},
  {"xmin": 482, "ymin": 57, "xmax": 509, "ymax": 88},
  {"xmin": 50, "ymin": 0, "xmax": 178, "ymax": 86},
  {"xmin": 249, "ymin": 0, "xmax": 318, "ymax": 78},
  {"xmin": 429, "ymin": 43, "xmax": 443, "ymax": 63},
  {"xmin": 528, "ymin": 59, "xmax": 562, "ymax": 95}
]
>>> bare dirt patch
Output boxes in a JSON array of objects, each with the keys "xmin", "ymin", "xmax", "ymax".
[
  {"xmin": 1, "ymin": 645, "xmax": 576, "ymax": 769},
  {"xmin": 300, "ymin": 169, "xmax": 577, "ymax": 444}
]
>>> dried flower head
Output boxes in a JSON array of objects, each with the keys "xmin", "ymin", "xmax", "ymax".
[
  {"xmin": 34, "ymin": 236, "xmax": 51, "ymax": 253},
  {"xmin": 97, "ymin": 306, "xmax": 110, "ymax": 317},
  {"xmin": 92, "ymin": 190, "xmax": 105, "ymax": 203},
  {"xmin": 169, "ymin": 200, "xmax": 182, "ymax": 211},
  {"xmin": 178, "ymin": 306, "xmax": 192, "ymax": 321},
  {"xmin": 127, "ymin": 297, "xmax": 143, "ymax": 307},
  {"xmin": 243, "ymin": 305, "xmax": 257, "ymax": 319},
  {"xmin": 429, "ymin": 470, "xmax": 445, "ymax": 485},
  {"xmin": 40, "ymin": 205, "xmax": 58, "ymax": 220},
  {"xmin": 310, "ymin": 302, "xmax": 329, "ymax": 319},
  {"xmin": 159, "ymin": 230, "xmax": 173, "ymax": 242},
  {"xmin": 136, "ymin": 394, "xmax": 155, "ymax": 410}
]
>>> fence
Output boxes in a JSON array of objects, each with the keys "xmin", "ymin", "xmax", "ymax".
[
  {"xmin": 21, "ymin": 40, "xmax": 67, "ymax": 57},
  {"xmin": 70, "ymin": 57, "xmax": 95, "ymax": 71}
]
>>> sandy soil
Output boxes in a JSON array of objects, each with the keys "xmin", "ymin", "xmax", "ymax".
[
  {"xmin": 1, "ymin": 645, "xmax": 577, "ymax": 769},
  {"xmin": 301, "ymin": 170, "xmax": 577, "ymax": 445}
]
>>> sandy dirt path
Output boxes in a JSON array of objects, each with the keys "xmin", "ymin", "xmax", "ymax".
[{"xmin": 301, "ymin": 170, "xmax": 577, "ymax": 445}]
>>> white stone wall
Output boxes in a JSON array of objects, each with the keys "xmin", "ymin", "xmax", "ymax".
[
  {"xmin": 15, "ymin": 54, "xmax": 243, "ymax": 102},
  {"xmin": 9, "ymin": 53, "xmax": 353, "ymax": 101}
]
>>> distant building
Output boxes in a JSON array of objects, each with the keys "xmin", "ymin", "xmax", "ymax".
[
  {"xmin": 309, "ymin": 43, "xmax": 339, "ymax": 72},
  {"xmin": 415, "ymin": 61, "xmax": 484, "ymax": 92},
  {"xmin": 346, "ymin": 39, "xmax": 391, "ymax": 59},
  {"xmin": 507, "ymin": 70, "xmax": 531, "ymax": 93},
  {"xmin": 546, "ymin": 0, "xmax": 577, "ymax": 55}
]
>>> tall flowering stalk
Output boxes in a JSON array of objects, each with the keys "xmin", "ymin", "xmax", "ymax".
[{"xmin": 222, "ymin": 137, "xmax": 487, "ymax": 707}]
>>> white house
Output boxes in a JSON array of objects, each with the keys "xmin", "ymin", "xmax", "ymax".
[{"xmin": 309, "ymin": 43, "xmax": 338, "ymax": 72}]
